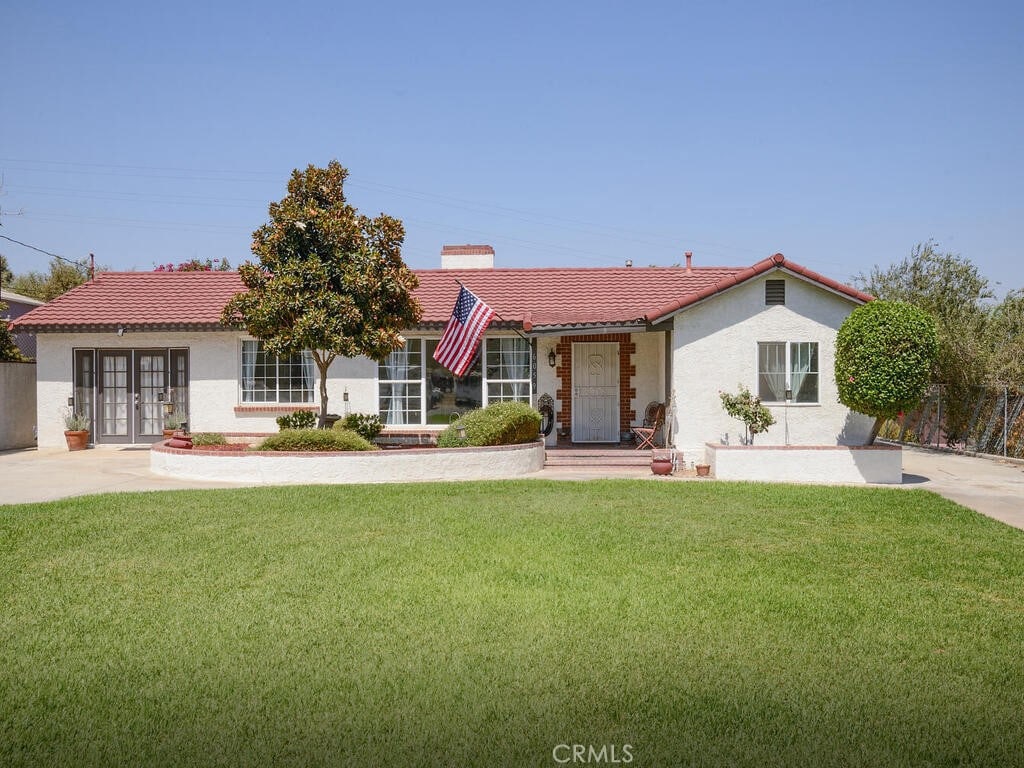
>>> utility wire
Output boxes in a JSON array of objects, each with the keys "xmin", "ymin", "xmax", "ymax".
[{"xmin": 0, "ymin": 234, "xmax": 84, "ymax": 266}]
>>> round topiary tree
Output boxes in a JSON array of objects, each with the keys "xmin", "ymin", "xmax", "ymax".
[{"xmin": 835, "ymin": 300, "xmax": 938, "ymax": 444}]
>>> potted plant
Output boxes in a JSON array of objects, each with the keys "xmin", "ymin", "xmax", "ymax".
[
  {"xmin": 63, "ymin": 409, "xmax": 90, "ymax": 451},
  {"xmin": 719, "ymin": 385, "xmax": 776, "ymax": 445},
  {"xmin": 163, "ymin": 411, "xmax": 185, "ymax": 438},
  {"xmin": 650, "ymin": 449, "xmax": 674, "ymax": 475}
]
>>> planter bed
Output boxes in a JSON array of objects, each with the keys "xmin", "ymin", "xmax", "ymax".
[{"xmin": 151, "ymin": 438, "xmax": 545, "ymax": 485}]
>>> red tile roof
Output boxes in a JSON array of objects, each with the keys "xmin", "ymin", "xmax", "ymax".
[
  {"xmin": 10, "ymin": 254, "xmax": 871, "ymax": 333},
  {"xmin": 9, "ymin": 271, "xmax": 245, "ymax": 332}
]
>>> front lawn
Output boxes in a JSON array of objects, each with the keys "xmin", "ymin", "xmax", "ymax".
[{"xmin": 2, "ymin": 481, "xmax": 1023, "ymax": 767}]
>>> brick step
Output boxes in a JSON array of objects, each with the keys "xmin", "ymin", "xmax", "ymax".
[{"xmin": 544, "ymin": 450, "xmax": 655, "ymax": 468}]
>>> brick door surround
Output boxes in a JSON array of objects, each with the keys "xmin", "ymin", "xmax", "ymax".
[{"xmin": 555, "ymin": 333, "xmax": 636, "ymax": 439}]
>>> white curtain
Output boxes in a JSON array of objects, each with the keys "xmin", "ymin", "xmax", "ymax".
[
  {"xmin": 384, "ymin": 346, "xmax": 410, "ymax": 424},
  {"xmin": 759, "ymin": 343, "xmax": 787, "ymax": 402},
  {"xmin": 500, "ymin": 338, "xmax": 531, "ymax": 400},
  {"xmin": 241, "ymin": 341, "xmax": 256, "ymax": 402},
  {"xmin": 790, "ymin": 343, "xmax": 817, "ymax": 402},
  {"xmin": 301, "ymin": 352, "xmax": 315, "ymax": 403}
]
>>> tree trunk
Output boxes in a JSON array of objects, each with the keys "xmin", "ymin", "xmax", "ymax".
[
  {"xmin": 314, "ymin": 352, "xmax": 335, "ymax": 428},
  {"xmin": 867, "ymin": 417, "xmax": 883, "ymax": 445}
]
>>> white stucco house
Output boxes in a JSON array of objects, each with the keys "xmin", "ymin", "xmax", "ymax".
[{"xmin": 12, "ymin": 245, "xmax": 881, "ymax": 470}]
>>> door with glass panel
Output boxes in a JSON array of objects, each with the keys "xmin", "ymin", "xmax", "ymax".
[
  {"xmin": 97, "ymin": 351, "xmax": 132, "ymax": 443},
  {"xmin": 92, "ymin": 349, "xmax": 189, "ymax": 443}
]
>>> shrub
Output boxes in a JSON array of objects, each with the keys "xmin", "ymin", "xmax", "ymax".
[
  {"xmin": 276, "ymin": 410, "xmax": 317, "ymax": 431},
  {"xmin": 719, "ymin": 385, "xmax": 775, "ymax": 444},
  {"xmin": 192, "ymin": 432, "xmax": 228, "ymax": 446},
  {"xmin": 255, "ymin": 428, "xmax": 376, "ymax": 452},
  {"xmin": 436, "ymin": 401, "xmax": 541, "ymax": 448},
  {"xmin": 339, "ymin": 413, "xmax": 383, "ymax": 441},
  {"xmin": 836, "ymin": 300, "xmax": 938, "ymax": 442}
]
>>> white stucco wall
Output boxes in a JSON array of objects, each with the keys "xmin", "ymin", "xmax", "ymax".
[
  {"xmin": 707, "ymin": 444, "xmax": 903, "ymax": 484},
  {"xmin": 535, "ymin": 337, "xmax": 560, "ymax": 447},
  {"xmin": 151, "ymin": 440, "xmax": 545, "ymax": 484},
  {"xmin": 34, "ymin": 331, "xmax": 540, "ymax": 448},
  {"xmin": 632, "ymin": 331, "xmax": 666, "ymax": 429},
  {"xmin": 671, "ymin": 273, "xmax": 874, "ymax": 456}
]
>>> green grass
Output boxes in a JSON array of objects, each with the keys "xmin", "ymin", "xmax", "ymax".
[{"xmin": 2, "ymin": 481, "xmax": 1023, "ymax": 767}]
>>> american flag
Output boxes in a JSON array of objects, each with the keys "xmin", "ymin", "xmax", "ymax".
[{"xmin": 433, "ymin": 286, "xmax": 496, "ymax": 377}]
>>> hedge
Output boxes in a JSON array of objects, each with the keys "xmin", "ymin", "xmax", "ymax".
[
  {"xmin": 254, "ymin": 428, "xmax": 377, "ymax": 452},
  {"xmin": 436, "ymin": 402, "xmax": 542, "ymax": 448}
]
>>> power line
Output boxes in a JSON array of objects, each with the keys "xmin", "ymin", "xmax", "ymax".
[{"xmin": 0, "ymin": 234, "xmax": 84, "ymax": 266}]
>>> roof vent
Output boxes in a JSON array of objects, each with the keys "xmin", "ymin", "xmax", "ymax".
[
  {"xmin": 765, "ymin": 279, "xmax": 786, "ymax": 305},
  {"xmin": 441, "ymin": 244, "xmax": 494, "ymax": 270},
  {"xmin": 685, "ymin": 251, "xmax": 693, "ymax": 272}
]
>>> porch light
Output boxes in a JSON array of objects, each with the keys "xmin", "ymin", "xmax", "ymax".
[{"xmin": 547, "ymin": 349, "xmax": 557, "ymax": 368}]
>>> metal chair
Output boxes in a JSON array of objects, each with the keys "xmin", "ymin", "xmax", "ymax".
[{"xmin": 632, "ymin": 403, "xmax": 665, "ymax": 449}]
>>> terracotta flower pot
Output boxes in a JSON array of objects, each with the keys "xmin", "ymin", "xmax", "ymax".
[
  {"xmin": 695, "ymin": 464, "xmax": 711, "ymax": 477},
  {"xmin": 651, "ymin": 457, "xmax": 674, "ymax": 475},
  {"xmin": 167, "ymin": 432, "xmax": 193, "ymax": 450},
  {"xmin": 64, "ymin": 430, "xmax": 90, "ymax": 451}
]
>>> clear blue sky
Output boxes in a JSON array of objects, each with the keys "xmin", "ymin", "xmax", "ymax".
[{"xmin": 2, "ymin": 0, "xmax": 1021, "ymax": 293}]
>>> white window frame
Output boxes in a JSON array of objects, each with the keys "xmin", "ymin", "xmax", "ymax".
[
  {"xmin": 756, "ymin": 341, "xmax": 819, "ymax": 405},
  {"xmin": 377, "ymin": 335, "xmax": 533, "ymax": 426},
  {"xmin": 239, "ymin": 339, "xmax": 316, "ymax": 405}
]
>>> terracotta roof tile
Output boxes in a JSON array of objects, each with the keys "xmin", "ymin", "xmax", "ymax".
[
  {"xmin": 10, "ymin": 255, "xmax": 871, "ymax": 333},
  {"xmin": 9, "ymin": 271, "xmax": 245, "ymax": 332}
]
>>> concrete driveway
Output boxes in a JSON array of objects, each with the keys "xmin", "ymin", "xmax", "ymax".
[{"xmin": 1, "ymin": 445, "xmax": 1021, "ymax": 531}]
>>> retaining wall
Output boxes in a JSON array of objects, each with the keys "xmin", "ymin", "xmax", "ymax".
[
  {"xmin": 706, "ymin": 442, "xmax": 902, "ymax": 484},
  {"xmin": 152, "ymin": 440, "xmax": 546, "ymax": 485}
]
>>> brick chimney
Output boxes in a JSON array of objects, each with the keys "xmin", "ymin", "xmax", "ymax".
[{"xmin": 441, "ymin": 244, "xmax": 494, "ymax": 270}]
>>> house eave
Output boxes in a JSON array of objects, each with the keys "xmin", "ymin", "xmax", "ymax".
[{"xmin": 14, "ymin": 322, "xmax": 231, "ymax": 334}]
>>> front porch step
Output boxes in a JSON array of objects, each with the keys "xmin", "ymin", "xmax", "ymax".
[{"xmin": 544, "ymin": 448, "xmax": 655, "ymax": 468}]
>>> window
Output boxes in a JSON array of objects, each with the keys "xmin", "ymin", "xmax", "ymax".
[
  {"xmin": 765, "ymin": 279, "xmax": 786, "ymax": 305},
  {"xmin": 757, "ymin": 342, "xmax": 818, "ymax": 403},
  {"xmin": 378, "ymin": 336, "xmax": 532, "ymax": 425},
  {"xmin": 485, "ymin": 337, "xmax": 531, "ymax": 402},
  {"xmin": 240, "ymin": 340, "xmax": 315, "ymax": 403}
]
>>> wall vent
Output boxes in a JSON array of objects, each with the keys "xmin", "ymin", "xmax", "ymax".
[{"xmin": 765, "ymin": 279, "xmax": 786, "ymax": 305}]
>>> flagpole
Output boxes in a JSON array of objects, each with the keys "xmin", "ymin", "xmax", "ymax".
[{"xmin": 454, "ymin": 279, "xmax": 531, "ymax": 342}]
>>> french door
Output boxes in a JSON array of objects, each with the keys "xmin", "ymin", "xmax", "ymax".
[{"xmin": 75, "ymin": 348, "xmax": 189, "ymax": 444}]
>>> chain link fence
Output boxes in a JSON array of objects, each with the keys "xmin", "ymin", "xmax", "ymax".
[{"xmin": 879, "ymin": 384, "xmax": 1024, "ymax": 458}]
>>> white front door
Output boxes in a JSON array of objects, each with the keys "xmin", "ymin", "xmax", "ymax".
[{"xmin": 572, "ymin": 342, "xmax": 620, "ymax": 442}]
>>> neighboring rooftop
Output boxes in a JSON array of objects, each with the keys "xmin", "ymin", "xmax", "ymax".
[
  {"xmin": 1, "ymin": 288, "xmax": 46, "ymax": 307},
  {"xmin": 10, "ymin": 254, "xmax": 872, "ymax": 333}
]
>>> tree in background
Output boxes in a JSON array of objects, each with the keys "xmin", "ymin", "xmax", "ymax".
[
  {"xmin": 0, "ymin": 302, "xmax": 26, "ymax": 362},
  {"xmin": 835, "ymin": 301, "xmax": 938, "ymax": 444},
  {"xmin": 221, "ymin": 160, "xmax": 422, "ymax": 425},
  {"xmin": 0, "ymin": 254, "xmax": 13, "ymax": 288},
  {"xmin": 9, "ymin": 257, "xmax": 90, "ymax": 301},
  {"xmin": 154, "ymin": 257, "xmax": 232, "ymax": 272},
  {"xmin": 988, "ymin": 290, "xmax": 1024, "ymax": 387}
]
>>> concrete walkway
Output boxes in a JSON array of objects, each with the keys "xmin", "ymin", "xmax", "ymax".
[{"xmin": 1, "ymin": 445, "xmax": 1021, "ymax": 531}]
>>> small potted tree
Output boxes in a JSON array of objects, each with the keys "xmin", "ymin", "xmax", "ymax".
[
  {"xmin": 719, "ymin": 385, "xmax": 776, "ymax": 445},
  {"xmin": 63, "ymin": 409, "xmax": 90, "ymax": 451}
]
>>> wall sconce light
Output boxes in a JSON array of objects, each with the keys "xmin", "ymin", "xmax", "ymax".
[
  {"xmin": 547, "ymin": 349, "xmax": 557, "ymax": 368},
  {"xmin": 117, "ymin": 326, "xmax": 126, "ymax": 337},
  {"xmin": 67, "ymin": 396, "xmax": 75, "ymax": 407}
]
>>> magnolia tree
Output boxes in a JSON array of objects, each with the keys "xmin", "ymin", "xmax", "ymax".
[
  {"xmin": 835, "ymin": 300, "xmax": 938, "ymax": 444},
  {"xmin": 221, "ymin": 161, "xmax": 422, "ymax": 425},
  {"xmin": 0, "ymin": 303, "xmax": 26, "ymax": 362}
]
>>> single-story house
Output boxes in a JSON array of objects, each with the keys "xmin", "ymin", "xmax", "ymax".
[
  {"xmin": 11, "ymin": 245, "xmax": 876, "ymax": 459},
  {"xmin": 2, "ymin": 287, "xmax": 46, "ymax": 359}
]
